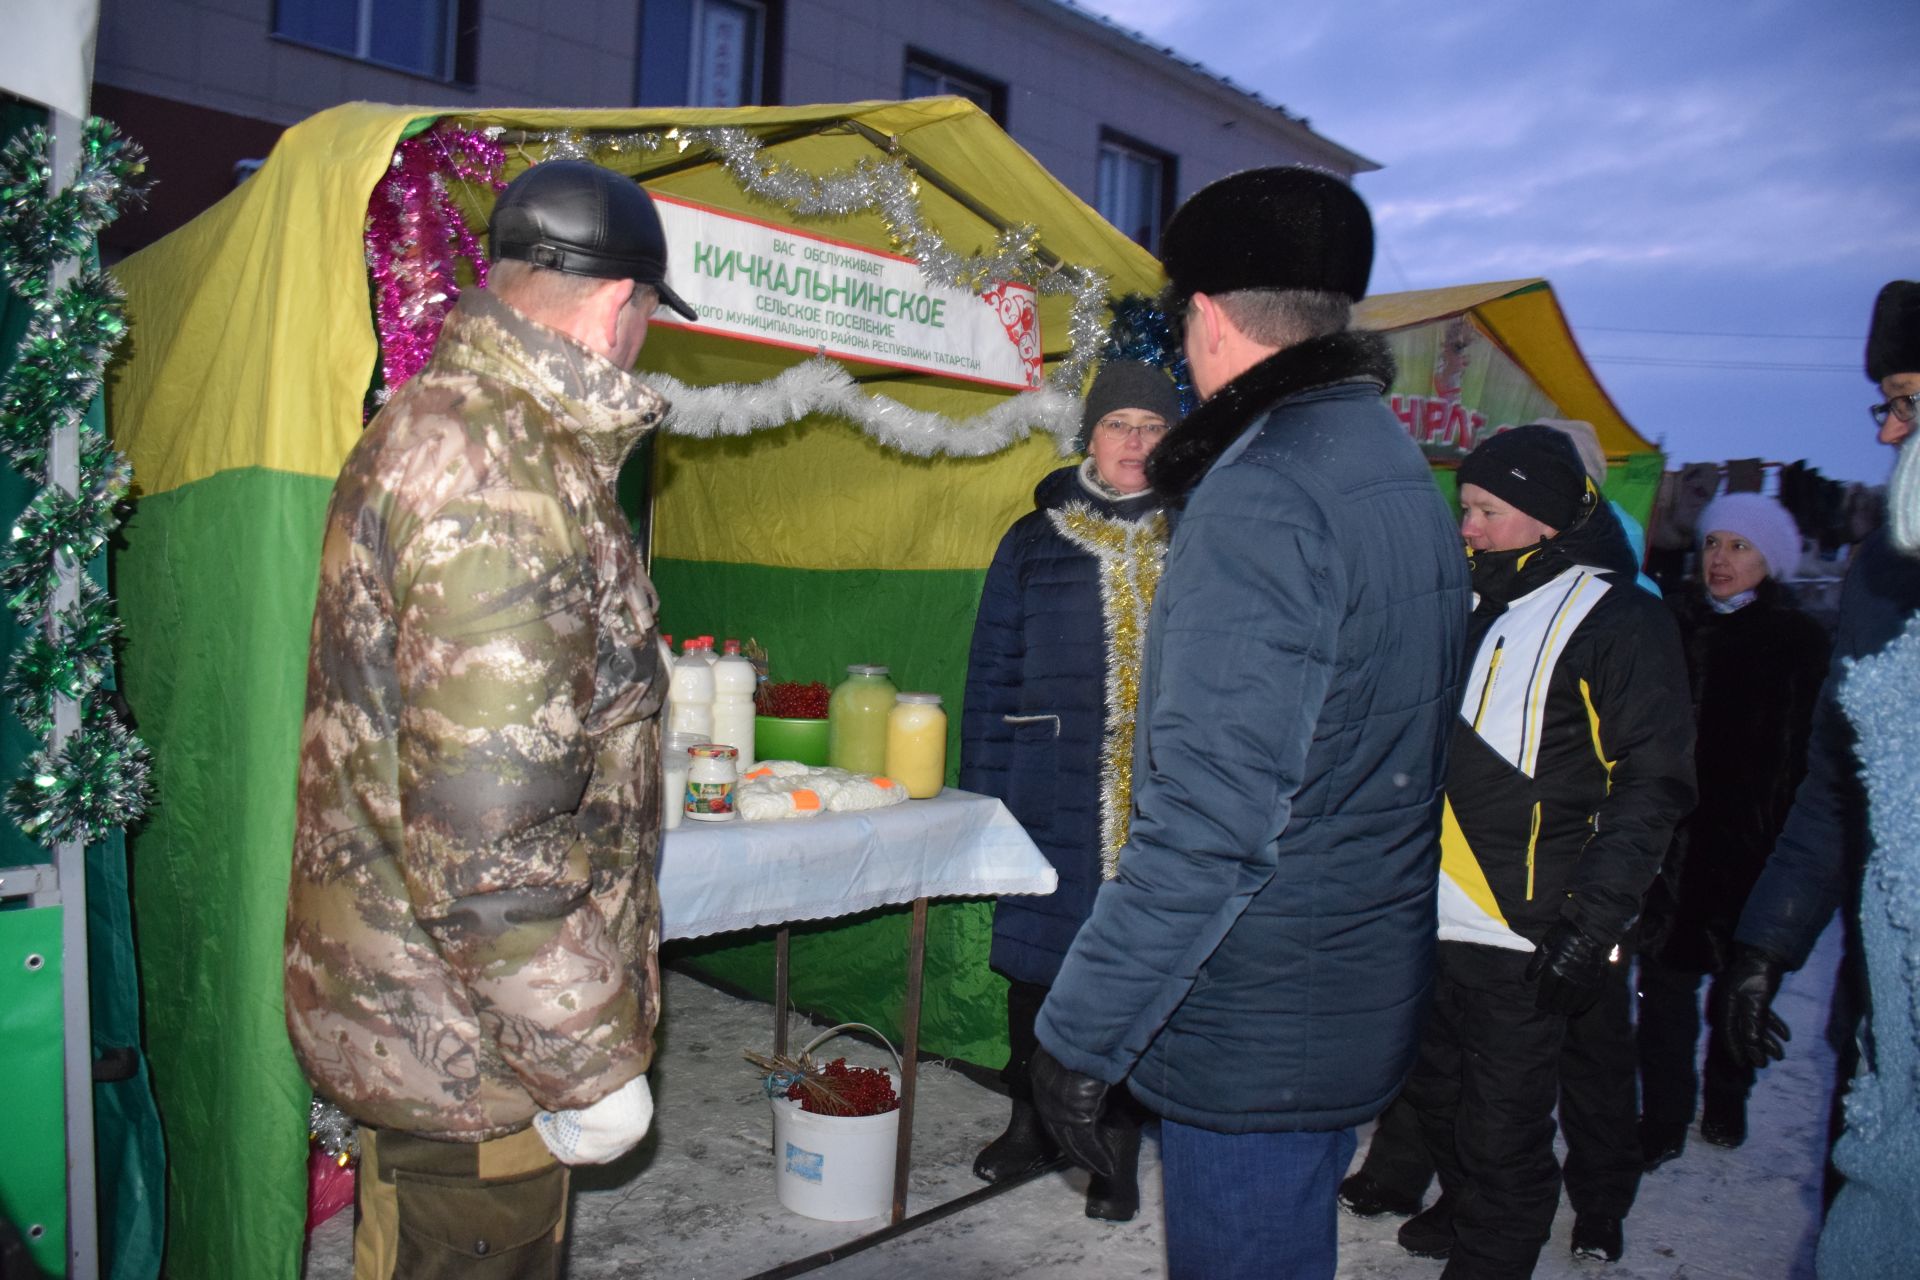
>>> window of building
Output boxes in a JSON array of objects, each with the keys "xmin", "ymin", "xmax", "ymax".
[
  {"xmin": 640, "ymin": 0, "xmax": 781, "ymax": 107},
  {"xmin": 1097, "ymin": 130, "xmax": 1177, "ymax": 252},
  {"xmin": 690, "ymin": 0, "xmax": 768, "ymax": 107},
  {"xmin": 273, "ymin": 0, "xmax": 476, "ymax": 83},
  {"xmin": 903, "ymin": 50, "xmax": 1007, "ymax": 124}
]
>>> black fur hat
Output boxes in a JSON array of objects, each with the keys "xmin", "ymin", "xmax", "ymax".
[
  {"xmin": 1866, "ymin": 281, "xmax": 1920, "ymax": 382},
  {"xmin": 1076, "ymin": 361, "xmax": 1181, "ymax": 452},
  {"xmin": 1160, "ymin": 167, "xmax": 1374, "ymax": 306}
]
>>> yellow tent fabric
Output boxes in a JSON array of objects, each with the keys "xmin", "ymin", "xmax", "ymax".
[
  {"xmin": 1354, "ymin": 278, "xmax": 1652, "ymax": 458},
  {"xmin": 654, "ymin": 421, "xmax": 1067, "ymax": 571},
  {"xmin": 112, "ymin": 99, "xmax": 1165, "ymax": 502}
]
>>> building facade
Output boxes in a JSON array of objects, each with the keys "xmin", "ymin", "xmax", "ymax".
[{"xmin": 92, "ymin": 0, "xmax": 1374, "ymax": 256}]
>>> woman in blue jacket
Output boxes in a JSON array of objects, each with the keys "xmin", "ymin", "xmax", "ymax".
[{"xmin": 960, "ymin": 359, "xmax": 1178, "ymax": 1221}]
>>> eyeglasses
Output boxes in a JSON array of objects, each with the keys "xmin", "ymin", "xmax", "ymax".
[
  {"xmin": 1870, "ymin": 392, "xmax": 1919, "ymax": 428},
  {"xmin": 1095, "ymin": 418, "xmax": 1170, "ymax": 441}
]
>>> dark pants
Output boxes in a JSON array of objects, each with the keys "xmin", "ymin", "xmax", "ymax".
[
  {"xmin": 1636, "ymin": 953, "xmax": 1755, "ymax": 1126},
  {"xmin": 1558, "ymin": 954, "xmax": 1642, "ymax": 1219},
  {"xmin": 1002, "ymin": 977, "xmax": 1051, "ymax": 1102},
  {"xmin": 1001, "ymin": 976, "xmax": 1149, "ymax": 1135},
  {"xmin": 1401, "ymin": 943, "xmax": 1569, "ymax": 1280},
  {"xmin": 1161, "ymin": 1120, "xmax": 1356, "ymax": 1280},
  {"xmin": 1360, "ymin": 950, "xmax": 1641, "ymax": 1220}
]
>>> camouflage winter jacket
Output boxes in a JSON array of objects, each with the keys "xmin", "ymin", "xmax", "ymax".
[{"xmin": 285, "ymin": 289, "xmax": 668, "ymax": 1141}]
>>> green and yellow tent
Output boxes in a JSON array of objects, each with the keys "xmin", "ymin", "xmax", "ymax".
[
  {"xmin": 1356, "ymin": 278, "xmax": 1663, "ymax": 517},
  {"xmin": 109, "ymin": 97, "xmax": 1162, "ymax": 1280}
]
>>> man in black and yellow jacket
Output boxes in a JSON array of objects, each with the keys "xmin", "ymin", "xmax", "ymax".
[{"xmin": 1400, "ymin": 425, "xmax": 1696, "ymax": 1280}]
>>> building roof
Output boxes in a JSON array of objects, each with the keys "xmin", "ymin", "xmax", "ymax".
[{"xmin": 1028, "ymin": 0, "xmax": 1380, "ymax": 174}]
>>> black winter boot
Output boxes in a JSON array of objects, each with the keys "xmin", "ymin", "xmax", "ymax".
[
  {"xmin": 1339, "ymin": 1169, "xmax": 1425, "ymax": 1218},
  {"xmin": 1639, "ymin": 1118, "xmax": 1688, "ymax": 1171},
  {"xmin": 1084, "ymin": 1117, "xmax": 1141, "ymax": 1222},
  {"xmin": 1397, "ymin": 1196, "xmax": 1455, "ymax": 1259},
  {"xmin": 1571, "ymin": 1214, "xmax": 1625, "ymax": 1262},
  {"xmin": 1700, "ymin": 1092, "xmax": 1747, "ymax": 1148},
  {"xmin": 974, "ymin": 1097, "xmax": 1060, "ymax": 1184}
]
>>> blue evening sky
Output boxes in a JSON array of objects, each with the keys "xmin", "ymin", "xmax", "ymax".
[{"xmin": 1078, "ymin": 0, "xmax": 1920, "ymax": 483}]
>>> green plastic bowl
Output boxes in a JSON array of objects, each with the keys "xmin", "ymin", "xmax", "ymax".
[{"xmin": 755, "ymin": 715, "xmax": 830, "ymax": 766}]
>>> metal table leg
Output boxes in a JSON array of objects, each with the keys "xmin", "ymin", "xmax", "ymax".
[
  {"xmin": 890, "ymin": 897, "xmax": 927, "ymax": 1225},
  {"xmin": 774, "ymin": 926, "xmax": 790, "ymax": 1057}
]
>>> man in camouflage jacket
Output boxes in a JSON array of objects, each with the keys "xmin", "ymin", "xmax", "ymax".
[{"xmin": 284, "ymin": 161, "xmax": 697, "ymax": 1277}]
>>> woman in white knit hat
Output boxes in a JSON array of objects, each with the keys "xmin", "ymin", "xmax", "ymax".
[{"xmin": 1636, "ymin": 492, "xmax": 1830, "ymax": 1169}]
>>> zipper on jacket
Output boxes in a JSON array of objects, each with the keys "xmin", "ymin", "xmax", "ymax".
[
  {"xmin": 1525, "ymin": 801, "xmax": 1542, "ymax": 900},
  {"xmin": 1471, "ymin": 637, "xmax": 1507, "ymax": 732}
]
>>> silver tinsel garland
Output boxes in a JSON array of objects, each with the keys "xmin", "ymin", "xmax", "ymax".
[
  {"xmin": 309, "ymin": 1096, "xmax": 358, "ymax": 1166},
  {"xmin": 480, "ymin": 122, "xmax": 1112, "ymax": 453},
  {"xmin": 649, "ymin": 357, "xmax": 1081, "ymax": 457}
]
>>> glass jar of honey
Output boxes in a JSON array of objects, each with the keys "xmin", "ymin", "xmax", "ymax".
[{"xmin": 885, "ymin": 692, "xmax": 947, "ymax": 798}]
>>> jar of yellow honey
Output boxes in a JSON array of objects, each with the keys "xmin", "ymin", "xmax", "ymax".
[{"xmin": 885, "ymin": 692, "xmax": 947, "ymax": 798}]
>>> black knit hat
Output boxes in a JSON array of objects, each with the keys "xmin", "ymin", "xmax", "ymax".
[
  {"xmin": 1457, "ymin": 424, "xmax": 1596, "ymax": 532},
  {"xmin": 489, "ymin": 160, "xmax": 698, "ymax": 321},
  {"xmin": 1866, "ymin": 281, "xmax": 1920, "ymax": 382},
  {"xmin": 1076, "ymin": 361, "xmax": 1181, "ymax": 452},
  {"xmin": 1160, "ymin": 166, "xmax": 1374, "ymax": 306}
]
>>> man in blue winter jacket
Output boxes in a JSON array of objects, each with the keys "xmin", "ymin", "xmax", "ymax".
[{"xmin": 1028, "ymin": 167, "xmax": 1472, "ymax": 1280}]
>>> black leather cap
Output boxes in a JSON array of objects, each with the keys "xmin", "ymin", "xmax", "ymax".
[{"xmin": 488, "ymin": 160, "xmax": 698, "ymax": 321}]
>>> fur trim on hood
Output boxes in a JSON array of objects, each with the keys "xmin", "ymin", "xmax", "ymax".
[{"xmin": 1144, "ymin": 330, "xmax": 1397, "ymax": 504}]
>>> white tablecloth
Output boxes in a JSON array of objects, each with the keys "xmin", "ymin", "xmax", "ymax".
[{"xmin": 659, "ymin": 789, "xmax": 1056, "ymax": 940}]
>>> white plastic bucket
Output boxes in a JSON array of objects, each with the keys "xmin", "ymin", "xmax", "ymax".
[{"xmin": 768, "ymin": 1024, "xmax": 901, "ymax": 1221}]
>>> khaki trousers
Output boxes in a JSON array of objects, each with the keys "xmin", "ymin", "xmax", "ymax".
[{"xmin": 353, "ymin": 1124, "xmax": 568, "ymax": 1280}]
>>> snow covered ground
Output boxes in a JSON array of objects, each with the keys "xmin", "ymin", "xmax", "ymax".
[{"xmin": 305, "ymin": 924, "xmax": 1841, "ymax": 1279}]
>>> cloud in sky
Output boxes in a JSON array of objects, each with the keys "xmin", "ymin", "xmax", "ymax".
[{"xmin": 1076, "ymin": 0, "xmax": 1920, "ymax": 480}]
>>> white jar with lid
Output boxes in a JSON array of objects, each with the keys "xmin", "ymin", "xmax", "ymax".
[
  {"xmin": 684, "ymin": 743, "xmax": 739, "ymax": 821},
  {"xmin": 885, "ymin": 692, "xmax": 947, "ymax": 798}
]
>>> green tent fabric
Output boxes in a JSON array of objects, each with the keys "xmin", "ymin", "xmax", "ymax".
[
  {"xmin": 0, "ymin": 99, "xmax": 166, "ymax": 1280},
  {"xmin": 114, "ymin": 467, "xmax": 331, "ymax": 1280}
]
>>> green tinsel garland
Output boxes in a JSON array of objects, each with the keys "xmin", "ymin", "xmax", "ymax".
[{"xmin": 0, "ymin": 117, "xmax": 152, "ymax": 848}]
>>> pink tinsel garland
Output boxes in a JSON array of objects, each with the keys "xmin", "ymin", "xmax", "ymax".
[{"xmin": 364, "ymin": 124, "xmax": 506, "ymax": 411}]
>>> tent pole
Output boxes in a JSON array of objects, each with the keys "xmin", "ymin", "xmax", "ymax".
[{"xmin": 47, "ymin": 106, "xmax": 101, "ymax": 1280}]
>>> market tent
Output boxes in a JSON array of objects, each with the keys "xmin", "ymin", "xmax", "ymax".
[
  {"xmin": 1354, "ymin": 278, "xmax": 1665, "ymax": 524},
  {"xmin": 108, "ymin": 98, "xmax": 1664, "ymax": 1278},
  {"xmin": 108, "ymin": 98, "xmax": 1160, "ymax": 1280}
]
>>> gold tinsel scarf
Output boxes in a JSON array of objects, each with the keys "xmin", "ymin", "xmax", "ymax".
[{"xmin": 1049, "ymin": 502, "xmax": 1169, "ymax": 878}]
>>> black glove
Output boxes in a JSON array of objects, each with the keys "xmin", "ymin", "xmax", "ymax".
[
  {"xmin": 1718, "ymin": 944, "xmax": 1791, "ymax": 1069},
  {"xmin": 1028, "ymin": 1046, "xmax": 1124, "ymax": 1181},
  {"xmin": 1525, "ymin": 919, "xmax": 1608, "ymax": 1015}
]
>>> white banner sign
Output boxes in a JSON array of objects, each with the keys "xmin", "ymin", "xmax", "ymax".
[{"xmin": 650, "ymin": 194, "xmax": 1043, "ymax": 391}]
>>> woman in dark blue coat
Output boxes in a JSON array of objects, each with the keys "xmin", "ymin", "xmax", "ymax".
[{"xmin": 960, "ymin": 360, "xmax": 1178, "ymax": 1221}]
